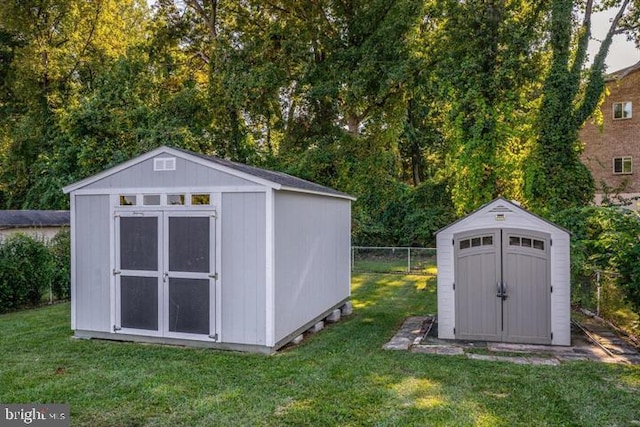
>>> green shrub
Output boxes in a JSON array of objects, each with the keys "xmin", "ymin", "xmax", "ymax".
[
  {"xmin": 552, "ymin": 206, "xmax": 640, "ymax": 315},
  {"xmin": 0, "ymin": 233, "xmax": 55, "ymax": 313},
  {"xmin": 49, "ymin": 229, "xmax": 71, "ymax": 300}
]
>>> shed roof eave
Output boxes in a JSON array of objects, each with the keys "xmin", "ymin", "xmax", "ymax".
[
  {"xmin": 277, "ymin": 185, "xmax": 357, "ymax": 201},
  {"xmin": 434, "ymin": 197, "xmax": 571, "ymax": 236},
  {"xmin": 62, "ymin": 146, "xmax": 281, "ymax": 194},
  {"xmin": 63, "ymin": 146, "xmax": 353, "ymax": 199}
]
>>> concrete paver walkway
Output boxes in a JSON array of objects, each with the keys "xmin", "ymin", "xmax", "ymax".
[{"xmin": 383, "ymin": 315, "xmax": 640, "ymax": 365}]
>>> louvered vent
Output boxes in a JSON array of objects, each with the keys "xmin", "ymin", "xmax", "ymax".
[
  {"xmin": 154, "ymin": 157, "xmax": 176, "ymax": 171},
  {"xmin": 489, "ymin": 204, "xmax": 513, "ymax": 213}
]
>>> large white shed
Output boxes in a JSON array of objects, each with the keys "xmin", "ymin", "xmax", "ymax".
[
  {"xmin": 435, "ymin": 198, "xmax": 571, "ymax": 346},
  {"xmin": 63, "ymin": 146, "xmax": 354, "ymax": 353}
]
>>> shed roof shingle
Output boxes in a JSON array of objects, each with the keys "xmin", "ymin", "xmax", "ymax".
[{"xmin": 171, "ymin": 147, "xmax": 354, "ymax": 199}]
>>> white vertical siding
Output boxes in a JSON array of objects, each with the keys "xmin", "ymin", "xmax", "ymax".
[
  {"xmin": 436, "ymin": 233, "xmax": 456, "ymax": 339},
  {"xmin": 273, "ymin": 192, "xmax": 351, "ymax": 343},
  {"xmin": 221, "ymin": 192, "xmax": 267, "ymax": 345},
  {"xmin": 74, "ymin": 195, "xmax": 112, "ymax": 332},
  {"xmin": 550, "ymin": 231, "xmax": 571, "ymax": 345}
]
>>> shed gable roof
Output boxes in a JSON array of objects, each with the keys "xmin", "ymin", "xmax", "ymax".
[
  {"xmin": 436, "ymin": 197, "xmax": 570, "ymax": 235},
  {"xmin": 0, "ymin": 210, "xmax": 70, "ymax": 228},
  {"xmin": 63, "ymin": 146, "xmax": 355, "ymax": 200}
]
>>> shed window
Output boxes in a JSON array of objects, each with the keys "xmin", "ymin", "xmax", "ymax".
[
  {"xmin": 613, "ymin": 102, "xmax": 632, "ymax": 119},
  {"xmin": 143, "ymin": 195, "xmax": 161, "ymax": 205},
  {"xmin": 167, "ymin": 194, "xmax": 185, "ymax": 205},
  {"xmin": 459, "ymin": 235, "xmax": 493, "ymax": 250},
  {"xmin": 510, "ymin": 236, "xmax": 545, "ymax": 251},
  {"xmin": 191, "ymin": 194, "xmax": 211, "ymax": 205},
  {"xmin": 613, "ymin": 156, "xmax": 632, "ymax": 174},
  {"xmin": 119, "ymin": 195, "xmax": 137, "ymax": 206}
]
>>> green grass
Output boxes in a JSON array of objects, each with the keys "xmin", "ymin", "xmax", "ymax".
[{"xmin": 1, "ymin": 273, "xmax": 639, "ymax": 426}]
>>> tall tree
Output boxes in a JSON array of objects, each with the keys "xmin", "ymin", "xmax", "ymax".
[
  {"xmin": 0, "ymin": 0, "xmax": 148, "ymax": 208},
  {"xmin": 438, "ymin": 0, "xmax": 549, "ymax": 214},
  {"xmin": 525, "ymin": 0, "xmax": 639, "ymax": 213}
]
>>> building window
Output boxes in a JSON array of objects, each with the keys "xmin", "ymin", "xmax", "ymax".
[
  {"xmin": 613, "ymin": 102, "xmax": 632, "ymax": 119},
  {"xmin": 167, "ymin": 194, "xmax": 185, "ymax": 205},
  {"xmin": 191, "ymin": 194, "xmax": 211, "ymax": 205},
  {"xmin": 119, "ymin": 195, "xmax": 137, "ymax": 206},
  {"xmin": 143, "ymin": 195, "xmax": 161, "ymax": 205},
  {"xmin": 613, "ymin": 156, "xmax": 632, "ymax": 174}
]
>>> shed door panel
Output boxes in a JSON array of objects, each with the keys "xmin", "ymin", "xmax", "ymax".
[
  {"xmin": 165, "ymin": 213, "xmax": 215, "ymax": 337},
  {"xmin": 454, "ymin": 230, "xmax": 501, "ymax": 341},
  {"xmin": 168, "ymin": 217, "xmax": 210, "ymax": 273},
  {"xmin": 168, "ymin": 278, "xmax": 210, "ymax": 334},
  {"xmin": 502, "ymin": 230, "xmax": 551, "ymax": 344},
  {"xmin": 117, "ymin": 214, "xmax": 162, "ymax": 334},
  {"xmin": 121, "ymin": 276, "xmax": 158, "ymax": 331},
  {"xmin": 120, "ymin": 217, "xmax": 158, "ymax": 271}
]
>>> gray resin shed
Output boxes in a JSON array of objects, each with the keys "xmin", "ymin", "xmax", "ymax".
[
  {"xmin": 63, "ymin": 146, "xmax": 354, "ymax": 353},
  {"xmin": 436, "ymin": 198, "xmax": 571, "ymax": 346}
]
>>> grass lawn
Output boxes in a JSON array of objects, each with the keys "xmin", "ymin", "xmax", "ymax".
[{"xmin": 1, "ymin": 274, "xmax": 639, "ymax": 426}]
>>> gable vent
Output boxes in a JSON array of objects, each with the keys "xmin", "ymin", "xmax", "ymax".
[
  {"xmin": 489, "ymin": 204, "xmax": 513, "ymax": 213},
  {"xmin": 154, "ymin": 157, "xmax": 176, "ymax": 171}
]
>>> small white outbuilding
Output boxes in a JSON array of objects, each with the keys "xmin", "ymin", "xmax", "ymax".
[
  {"xmin": 63, "ymin": 146, "xmax": 354, "ymax": 353},
  {"xmin": 435, "ymin": 198, "xmax": 571, "ymax": 346}
]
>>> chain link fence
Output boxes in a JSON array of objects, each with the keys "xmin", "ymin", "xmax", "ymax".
[
  {"xmin": 351, "ymin": 246, "xmax": 437, "ymax": 276},
  {"xmin": 574, "ymin": 269, "xmax": 639, "ymax": 335}
]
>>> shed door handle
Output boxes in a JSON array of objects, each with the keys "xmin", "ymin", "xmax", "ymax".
[{"xmin": 497, "ymin": 281, "xmax": 508, "ymax": 300}]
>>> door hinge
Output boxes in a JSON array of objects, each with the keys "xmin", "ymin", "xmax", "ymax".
[
  {"xmin": 113, "ymin": 269, "xmax": 121, "ymax": 275},
  {"xmin": 212, "ymin": 211, "xmax": 218, "ymax": 219},
  {"xmin": 550, "ymin": 286, "xmax": 553, "ymax": 293},
  {"xmin": 113, "ymin": 325, "xmax": 121, "ymax": 332},
  {"xmin": 550, "ymin": 239, "xmax": 553, "ymax": 246},
  {"xmin": 453, "ymin": 282, "xmax": 455, "ymax": 290},
  {"xmin": 452, "ymin": 239, "xmax": 455, "ymax": 246},
  {"xmin": 209, "ymin": 273, "xmax": 218, "ymax": 280},
  {"xmin": 453, "ymin": 327, "xmax": 456, "ymax": 335},
  {"xmin": 209, "ymin": 333, "xmax": 218, "ymax": 341},
  {"xmin": 551, "ymin": 332, "xmax": 553, "ymax": 340}
]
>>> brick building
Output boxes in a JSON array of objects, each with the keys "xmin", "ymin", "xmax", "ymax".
[{"xmin": 580, "ymin": 61, "xmax": 640, "ymax": 208}]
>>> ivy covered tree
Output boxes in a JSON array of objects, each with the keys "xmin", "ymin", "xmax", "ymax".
[
  {"xmin": 526, "ymin": 0, "xmax": 639, "ymax": 214},
  {"xmin": 436, "ymin": 0, "xmax": 549, "ymax": 215}
]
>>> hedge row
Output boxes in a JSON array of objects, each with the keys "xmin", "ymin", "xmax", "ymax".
[
  {"xmin": 553, "ymin": 206, "xmax": 640, "ymax": 332},
  {"xmin": 0, "ymin": 230, "xmax": 70, "ymax": 313}
]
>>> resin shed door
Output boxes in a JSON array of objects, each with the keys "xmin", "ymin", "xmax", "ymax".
[{"xmin": 454, "ymin": 228, "xmax": 551, "ymax": 344}]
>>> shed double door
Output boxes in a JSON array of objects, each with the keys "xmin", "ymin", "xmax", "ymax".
[
  {"xmin": 454, "ymin": 228, "xmax": 551, "ymax": 344},
  {"xmin": 114, "ymin": 211, "xmax": 216, "ymax": 340}
]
